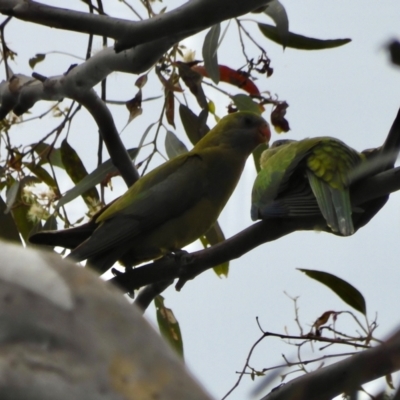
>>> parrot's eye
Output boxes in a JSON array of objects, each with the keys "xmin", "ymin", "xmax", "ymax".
[{"xmin": 242, "ymin": 116, "xmax": 254, "ymax": 126}]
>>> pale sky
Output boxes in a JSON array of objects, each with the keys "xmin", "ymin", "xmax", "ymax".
[{"xmin": 3, "ymin": 1, "xmax": 400, "ymax": 399}]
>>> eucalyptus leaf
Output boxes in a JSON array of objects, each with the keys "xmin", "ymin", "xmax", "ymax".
[
  {"xmin": 258, "ymin": 23, "xmax": 351, "ymax": 50},
  {"xmin": 232, "ymin": 94, "xmax": 261, "ymax": 115},
  {"xmin": 56, "ymin": 148, "xmax": 138, "ymax": 209},
  {"xmin": 165, "ymin": 131, "xmax": 189, "ymax": 159},
  {"xmin": 203, "ymin": 24, "xmax": 221, "ymax": 84},
  {"xmin": 298, "ymin": 269, "xmax": 366, "ymax": 314},
  {"xmin": 5, "ymin": 181, "xmax": 20, "ymax": 214},
  {"xmin": 155, "ymin": 295, "xmax": 184, "ymax": 359},
  {"xmin": 263, "ymin": 0, "xmax": 289, "ymax": 48},
  {"xmin": 179, "ymin": 104, "xmax": 210, "ymax": 145},
  {"xmin": 0, "ymin": 195, "xmax": 22, "ymax": 244}
]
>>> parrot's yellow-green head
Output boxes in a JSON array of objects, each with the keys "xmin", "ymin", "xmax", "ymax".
[{"xmin": 196, "ymin": 111, "xmax": 271, "ymax": 153}]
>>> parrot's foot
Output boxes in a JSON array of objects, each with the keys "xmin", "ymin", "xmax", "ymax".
[{"xmin": 163, "ymin": 249, "xmax": 189, "ymax": 262}]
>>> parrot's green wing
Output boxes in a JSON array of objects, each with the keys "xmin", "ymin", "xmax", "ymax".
[
  {"xmin": 251, "ymin": 138, "xmax": 322, "ymax": 220},
  {"xmin": 67, "ymin": 154, "xmax": 209, "ymax": 266},
  {"xmin": 305, "ymin": 138, "xmax": 363, "ymax": 235}
]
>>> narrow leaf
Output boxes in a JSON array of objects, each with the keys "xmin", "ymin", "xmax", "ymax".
[
  {"xmin": 201, "ymin": 221, "xmax": 229, "ymax": 277},
  {"xmin": 258, "ymin": 23, "xmax": 351, "ymax": 50},
  {"xmin": 33, "ymin": 143, "xmax": 64, "ymax": 169},
  {"xmin": 155, "ymin": 295, "xmax": 184, "ymax": 359},
  {"xmin": 175, "ymin": 62, "xmax": 208, "ymax": 109},
  {"xmin": 203, "ymin": 24, "xmax": 221, "ymax": 84},
  {"xmin": 135, "ymin": 124, "xmax": 156, "ymax": 162},
  {"xmin": 232, "ymin": 94, "xmax": 261, "ymax": 115},
  {"xmin": 24, "ymin": 162, "xmax": 57, "ymax": 189},
  {"xmin": 298, "ymin": 269, "xmax": 366, "ymax": 314},
  {"xmin": 60, "ymin": 140, "xmax": 100, "ymax": 208},
  {"xmin": 56, "ymin": 148, "xmax": 138, "ymax": 209},
  {"xmin": 165, "ymin": 90, "xmax": 175, "ymax": 128},
  {"xmin": 165, "ymin": 131, "xmax": 188, "ymax": 159},
  {"xmin": 12, "ymin": 204, "xmax": 37, "ymax": 244},
  {"xmin": 263, "ymin": 0, "xmax": 289, "ymax": 48},
  {"xmin": 5, "ymin": 181, "xmax": 20, "ymax": 214},
  {"xmin": 192, "ymin": 65, "xmax": 261, "ymax": 96},
  {"xmin": 0, "ymin": 195, "xmax": 22, "ymax": 244},
  {"xmin": 29, "ymin": 53, "xmax": 46, "ymax": 69},
  {"xmin": 179, "ymin": 104, "xmax": 210, "ymax": 145}
]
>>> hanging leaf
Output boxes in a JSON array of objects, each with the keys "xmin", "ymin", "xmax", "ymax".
[
  {"xmin": 5, "ymin": 180, "xmax": 20, "ymax": 214},
  {"xmin": 298, "ymin": 269, "xmax": 366, "ymax": 315},
  {"xmin": 24, "ymin": 162, "xmax": 58, "ymax": 190},
  {"xmin": 155, "ymin": 295, "xmax": 184, "ymax": 359},
  {"xmin": 135, "ymin": 74, "xmax": 148, "ymax": 89},
  {"xmin": 192, "ymin": 65, "xmax": 261, "ymax": 96},
  {"xmin": 263, "ymin": 0, "xmax": 289, "ymax": 48},
  {"xmin": 179, "ymin": 104, "xmax": 210, "ymax": 145},
  {"xmin": 32, "ymin": 143, "xmax": 64, "ymax": 169},
  {"xmin": 271, "ymin": 101, "xmax": 290, "ymax": 132},
  {"xmin": 156, "ymin": 67, "xmax": 183, "ymax": 92},
  {"xmin": 232, "ymin": 94, "xmax": 262, "ymax": 115},
  {"xmin": 175, "ymin": 62, "xmax": 208, "ymax": 109},
  {"xmin": 165, "ymin": 131, "xmax": 189, "ymax": 159},
  {"xmin": 12, "ymin": 203, "xmax": 37, "ymax": 244},
  {"xmin": 388, "ymin": 40, "xmax": 400, "ymax": 68},
  {"xmin": 200, "ymin": 221, "xmax": 229, "ymax": 277},
  {"xmin": 29, "ymin": 53, "xmax": 46, "ymax": 69},
  {"xmin": 60, "ymin": 140, "xmax": 100, "ymax": 208},
  {"xmin": 126, "ymin": 89, "xmax": 143, "ymax": 124},
  {"xmin": 165, "ymin": 90, "xmax": 175, "ymax": 128},
  {"xmin": 0, "ymin": 195, "xmax": 22, "ymax": 244},
  {"xmin": 7, "ymin": 176, "xmax": 41, "ymax": 243},
  {"xmin": 202, "ymin": 24, "xmax": 221, "ymax": 84},
  {"xmin": 56, "ymin": 148, "xmax": 138, "ymax": 209},
  {"xmin": 258, "ymin": 23, "xmax": 351, "ymax": 50}
]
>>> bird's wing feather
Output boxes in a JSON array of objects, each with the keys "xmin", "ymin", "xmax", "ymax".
[
  {"xmin": 252, "ymin": 138, "xmax": 322, "ymax": 220},
  {"xmin": 68, "ymin": 154, "xmax": 209, "ymax": 261}
]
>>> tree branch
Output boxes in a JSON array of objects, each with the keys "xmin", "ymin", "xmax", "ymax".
[
  {"xmin": 110, "ymin": 166, "xmax": 400, "ymax": 293},
  {"xmin": 258, "ymin": 328, "xmax": 400, "ymax": 400},
  {"xmin": 0, "ymin": 0, "xmax": 271, "ymax": 51}
]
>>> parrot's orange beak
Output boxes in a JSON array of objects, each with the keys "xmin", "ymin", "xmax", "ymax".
[{"xmin": 259, "ymin": 122, "xmax": 271, "ymax": 143}]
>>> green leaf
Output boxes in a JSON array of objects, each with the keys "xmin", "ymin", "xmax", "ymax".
[
  {"xmin": 179, "ymin": 104, "xmax": 210, "ymax": 145},
  {"xmin": 5, "ymin": 180, "xmax": 20, "ymax": 214},
  {"xmin": 200, "ymin": 221, "xmax": 229, "ymax": 277},
  {"xmin": 155, "ymin": 295, "xmax": 184, "ymax": 359},
  {"xmin": 232, "ymin": 94, "xmax": 261, "ymax": 114},
  {"xmin": 203, "ymin": 24, "xmax": 221, "ymax": 84},
  {"xmin": 29, "ymin": 53, "xmax": 46, "ymax": 69},
  {"xmin": 33, "ymin": 143, "xmax": 64, "ymax": 169},
  {"xmin": 253, "ymin": 143, "xmax": 269, "ymax": 173},
  {"xmin": 165, "ymin": 131, "xmax": 189, "ymax": 159},
  {"xmin": 0, "ymin": 195, "xmax": 22, "ymax": 244},
  {"xmin": 24, "ymin": 162, "xmax": 57, "ymax": 188},
  {"xmin": 56, "ymin": 148, "xmax": 138, "ymax": 209},
  {"xmin": 258, "ymin": 23, "xmax": 351, "ymax": 50},
  {"xmin": 298, "ymin": 269, "xmax": 366, "ymax": 315},
  {"xmin": 135, "ymin": 123, "xmax": 157, "ymax": 162},
  {"xmin": 60, "ymin": 139, "xmax": 100, "ymax": 208},
  {"xmin": 263, "ymin": 0, "xmax": 289, "ymax": 48}
]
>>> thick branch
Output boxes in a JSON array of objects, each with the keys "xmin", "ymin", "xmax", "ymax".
[
  {"xmin": 74, "ymin": 90, "xmax": 139, "ymax": 186},
  {"xmin": 259, "ymin": 328, "xmax": 400, "ymax": 400},
  {"xmin": 110, "ymin": 166, "xmax": 400, "ymax": 293},
  {"xmin": 0, "ymin": 0, "xmax": 271, "ymax": 51}
]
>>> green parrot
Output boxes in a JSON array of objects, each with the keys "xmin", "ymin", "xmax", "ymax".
[
  {"xmin": 30, "ymin": 112, "xmax": 271, "ymax": 272},
  {"xmin": 251, "ymin": 137, "xmax": 366, "ymax": 236}
]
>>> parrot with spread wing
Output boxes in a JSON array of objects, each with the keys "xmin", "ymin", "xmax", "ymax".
[
  {"xmin": 30, "ymin": 112, "xmax": 271, "ymax": 272},
  {"xmin": 251, "ymin": 137, "xmax": 366, "ymax": 236}
]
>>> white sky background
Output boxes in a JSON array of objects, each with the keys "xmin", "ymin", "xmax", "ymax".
[{"xmin": 2, "ymin": 1, "xmax": 400, "ymax": 399}]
